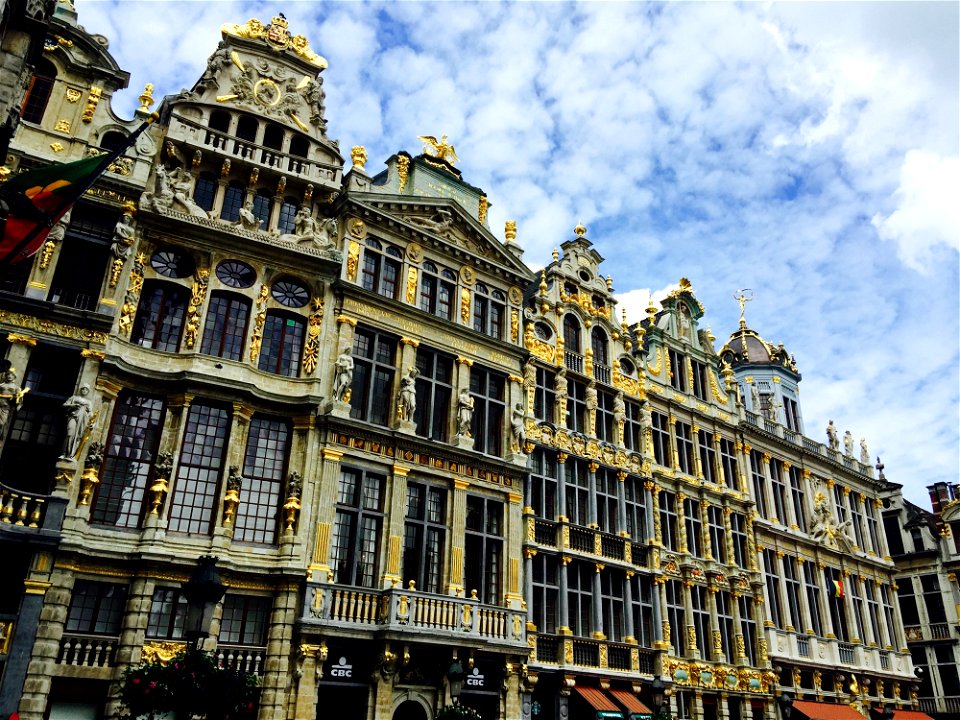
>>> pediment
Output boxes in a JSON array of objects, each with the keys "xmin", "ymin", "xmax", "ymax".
[{"xmin": 354, "ymin": 197, "xmax": 533, "ymax": 279}]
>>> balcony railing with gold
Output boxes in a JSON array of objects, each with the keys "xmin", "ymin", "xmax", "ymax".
[
  {"xmin": 303, "ymin": 583, "xmax": 527, "ymax": 651},
  {"xmin": 531, "ymin": 633, "xmax": 655, "ymax": 675},
  {"xmin": 0, "ymin": 482, "xmax": 66, "ymax": 537},
  {"xmin": 528, "ymin": 517, "xmax": 646, "ymax": 567}
]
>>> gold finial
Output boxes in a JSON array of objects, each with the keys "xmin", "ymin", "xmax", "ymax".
[
  {"xmin": 505, "ymin": 220, "xmax": 517, "ymax": 242},
  {"xmin": 396, "ymin": 154, "xmax": 410, "ymax": 191},
  {"xmin": 351, "ymin": 145, "xmax": 367, "ymax": 170},
  {"xmin": 621, "ymin": 308, "xmax": 629, "ymax": 332},
  {"xmin": 418, "ymin": 134, "xmax": 459, "ymax": 165},
  {"xmin": 137, "ymin": 83, "xmax": 154, "ymax": 115},
  {"xmin": 606, "ymin": 275, "xmax": 613, "ymax": 291},
  {"xmin": 552, "ymin": 247, "xmax": 559, "ymax": 262},
  {"xmin": 678, "ymin": 277, "xmax": 692, "ymax": 291},
  {"xmin": 121, "ymin": 200, "xmax": 137, "ymax": 216},
  {"xmin": 574, "ymin": 222, "xmax": 586, "ymax": 237},
  {"xmin": 706, "ymin": 326, "xmax": 715, "ymax": 343},
  {"xmin": 539, "ymin": 269, "xmax": 548, "ymax": 297},
  {"xmin": 734, "ymin": 288, "xmax": 754, "ymax": 328},
  {"xmin": 646, "ymin": 296, "xmax": 658, "ymax": 324},
  {"xmin": 478, "ymin": 195, "xmax": 488, "ymax": 224}
]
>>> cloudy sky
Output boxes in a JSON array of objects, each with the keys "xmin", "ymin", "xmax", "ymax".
[{"xmin": 73, "ymin": 0, "xmax": 958, "ymax": 507}]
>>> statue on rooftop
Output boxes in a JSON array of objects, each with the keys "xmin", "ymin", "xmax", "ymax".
[
  {"xmin": 843, "ymin": 430, "xmax": 854, "ymax": 457},
  {"xmin": 860, "ymin": 437, "xmax": 870, "ymax": 465},
  {"xmin": 826, "ymin": 420, "xmax": 839, "ymax": 450},
  {"xmin": 418, "ymin": 134, "xmax": 459, "ymax": 165}
]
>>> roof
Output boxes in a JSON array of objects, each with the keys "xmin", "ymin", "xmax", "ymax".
[
  {"xmin": 574, "ymin": 687, "xmax": 621, "ymax": 713},
  {"xmin": 792, "ymin": 700, "xmax": 869, "ymax": 720},
  {"xmin": 609, "ymin": 689, "xmax": 652, "ymax": 715}
]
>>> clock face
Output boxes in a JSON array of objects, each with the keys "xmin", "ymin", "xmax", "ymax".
[
  {"xmin": 523, "ymin": 307, "xmax": 536, "ymax": 321},
  {"xmin": 253, "ymin": 78, "xmax": 281, "ymax": 107},
  {"xmin": 534, "ymin": 322, "xmax": 553, "ymax": 341}
]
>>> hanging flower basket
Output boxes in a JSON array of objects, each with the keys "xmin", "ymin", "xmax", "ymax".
[
  {"xmin": 119, "ymin": 647, "xmax": 260, "ymax": 720},
  {"xmin": 436, "ymin": 705, "xmax": 482, "ymax": 720}
]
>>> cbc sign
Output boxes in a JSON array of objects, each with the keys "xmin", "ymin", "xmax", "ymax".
[
  {"xmin": 330, "ymin": 657, "xmax": 353, "ymax": 678},
  {"xmin": 466, "ymin": 667, "xmax": 485, "ymax": 689}
]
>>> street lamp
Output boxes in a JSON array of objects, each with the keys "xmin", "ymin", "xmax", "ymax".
[
  {"xmin": 651, "ymin": 677, "xmax": 669, "ymax": 720},
  {"xmin": 883, "ymin": 705, "xmax": 895, "ymax": 720},
  {"xmin": 778, "ymin": 692, "xmax": 794, "ymax": 720},
  {"xmin": 447, "ymin": 659, "xmax": 465, "ymax": 706},
  {"xmin": 182, "ymin": 555, "xmax": 226, "ymax": 649}
]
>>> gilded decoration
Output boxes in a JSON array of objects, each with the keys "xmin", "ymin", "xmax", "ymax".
[
  {"xmin": 54, "ymin": 119, "xmax": 70, "ymax": 133},
  {"xmin": 351, "ymin": 145, "xmax": 367, "ymax": 170},
  {"xmin": 405, "ymin": 267, "xmax": 418, "ymax": 304},
  {"xmin": 82, "ymin": 87, "xmax": 102, "ymax": 123},
  {"xmin": 141, "ymin": 641, "xmax": 186, "ymax": 664},
  {"xmin": 221, "ymin": 16, "xmax": 328, "ymax": 68},
  {"xmin": 0, "ymin": 311, "xmax": 107, "ymax": 345},
  {"xmin": 478, "ymin": 195, "xmax": 488, "ymax": 224},
  {"xmin": 524, "ymin": 324, "xmax": 555, "ymax": 364},
  {"xmin": 64, "ymin": 87, "xmax": 82, "ymax": 103},
  {"xmin": 301, "ymin": 298, "xmax": 324, "ymax": 375},
  {"xmin": 396, "ymin": 154, "xmax": 410, "ymax": 192},
  {"xmin": 647, "ymin": 347, "xmax": 662, "ymax": 375},
  {"xmin": 346, "ymin": 240, "xmax": 360, "ymax": 281},
  {"xmin": 50, "ymin": 143, "xmax": 64, "ymax": 153},
  {"xmin": 248, "ymin": 284, "xmax": 269, "ymax": 362},
  {"xmin": 418, "ymin": 134, "xmax": 459, "ymax": 165},
  {"xmin": 559, "ymin": 288, "xmax": 611, "ymax": 320},
  {"xmin": 183, "ymin": 268, "xmax": 210, "ymax": 349},
  {"xmin": 460, "ymin": 288, "xmax": 470, "ymax": 324}
]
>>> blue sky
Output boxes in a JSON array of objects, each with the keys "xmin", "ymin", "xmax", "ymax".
[{"xmin": 75, "ymin": 0, "xmax": 958, "ymax": 507}]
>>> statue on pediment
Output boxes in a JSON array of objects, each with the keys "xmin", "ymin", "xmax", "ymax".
[
  {"xmin": 197, "ymin": 41, "xmax": 231, "ymax": 93},
  {"xmin": 409, "ymin": 208, "xmax": 455, "ymax": 239},
  {"xmin": 810, "ymin": 491, "xmax": 855, "ymax": 552}
]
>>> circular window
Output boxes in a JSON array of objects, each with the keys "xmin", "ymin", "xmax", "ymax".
[
  {"xmin": 619, "ymin": 358, "xmax": 635, "ymax": 376},
  {"xmin": 216, "ymin": 260, "xmax": 256, "ymax": 288},
  {"xmin": 150, "ymin": 249, "xmax": 194, "ymax": 278},
  {"xmin": 534, "ymin": 322, "xmax": 553, "ymax": 341},
  {"xmin": 578, "ymin": 270, "xmax": 592, "ymax": 283},
  {"xmin": 272, "ymin": 278, "xmax": 310, "ymax": 308}
]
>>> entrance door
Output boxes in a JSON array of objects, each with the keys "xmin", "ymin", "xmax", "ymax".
[{"xmin": 394, "ymin": 699, "xmax": 429, "ymax": 720}]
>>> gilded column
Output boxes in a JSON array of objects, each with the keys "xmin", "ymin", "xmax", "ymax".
[
  {"xmin": 447, "ymin": 478, "xmax": 470, "ymax": 595},
  {"xmin": 691, "ymin": 424, "xmax": 704, "ymax": 480},
  {"xmin": 587, "ymin": 462, "xmax": 599, "ymax": 528},
  {"xmin": 668, "ymin": 415, "xmax": 680, "ymax": 470},
  {"xmin": 308, "ymin": 448, "xmax": 343, "ymax": 580},
  {"xmin": 712, "ymin": 433, "xmax": 724, "ymax": 486},
  {"xmin": 141, "ymin": 393, "xmax": 193, "ymax": 536},
  {"xmin": 648, "ymin": 482, "xmax": 661, "ymax": 547},
  {"xmin": 383, "ymin": 464, "xmax": 411, "ymax": 587},
  {"xmin": 700, "ymin": 499, "xmax": 712, "ymax": 561},
  {"xmin": 762, "ymin": 453, "xmax": 777, "ymax": 524},
  {"xmin": 677, "ymin": 493, "xmax": 688, "ymax": 554}
]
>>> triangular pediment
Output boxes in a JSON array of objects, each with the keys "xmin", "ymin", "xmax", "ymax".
[{"xmin": 350, "ymin": 195, "xmax": 534, "ymax": 280}]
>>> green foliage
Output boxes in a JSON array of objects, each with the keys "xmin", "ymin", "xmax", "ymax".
[
  {"xmin": 119, "ymin": 647, "xmax": 260, "ymax": 720},
  {"xmin": 436, "ymin": 704, "xmax": 482, "ymax": 720}
]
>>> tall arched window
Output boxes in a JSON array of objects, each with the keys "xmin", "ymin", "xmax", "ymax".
[
  {"xmin": 200, "ymin": 291, "xmax": 251, "ymax": 361},
  {"xmin": 207, "ymin": 110, "xmax": 230, "ymax": 150},
  {"xmin": 360, "ymin": 239, "xmax": 401, "ymax": 299},
  {"xmin": 591, "ymin": 327, "xmax": 610, "ymax": 383},
  {"xmin": 262, "ymin": 124, "xmax": 283, "ymax": 167},
  {"xmin": 21, "ymin": 59, "xmax": 56, "ymax": 124},
  {"xmin": 258, "ymin": 311, "xmax": 305, "ymax": 377},
  {"xmin": 99, "ymin": 131, "xmax": 127, "ymax": 152},
  {"xmin": 220, "ymin": 182, "xmax": 244, "ymax": 222},
  {"xmin": 131, "ymin": 280, "xmax": 189, "ymax": 352},
  {"xmin": 252, "ymin": 188, "xmax": 272, "ymax": 231},
  {"xmin": 193, "ymin": 172, "xmax": 217, "ymax": 212},
  {"xmin": 234, "ymin": 116, "xmax": 257, "ymax": 159},
  {"xmin": 288, "ymin": 135, "xmax": 309, "ymax": 173},
  {"xmin": 563, "ymin": 315, "xmax": 583, "ymax": 372}
]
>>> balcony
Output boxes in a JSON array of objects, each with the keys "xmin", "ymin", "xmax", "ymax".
[
  {"xmin": 837, "ymin": 641, "xmax": 856, "ymax": 665},
  {"xmin": 57, "ymin": 633, "xmax": 119, "ymax": 668},
  {"xmin": 303, "ymin": 583, "xmax": 527, "ymax": 652},
  {"xmin": 920, "ymin": 697, "xmax": 960, "ymax": 714},
  {"xmin": 532, "ymin": 633, "xmax": 655, "ymax": 674},
  {"xmin": 215, "ymin": 644, "xmax": 266, "ymax": 676},
  {"xmin": 904, "ymin": 623, "xmax": 952, "ymax": 642},
  {"xmin": 529, "ymin": 517, "xmax": 644, "ymax": 566},
  {"xmin": 565, "ymin": 351, "xmax": 584, "ymax": 374},
  {"xmin": 0, "ymin": 482, "xmax": 66, "ymax": 541},
  {"xmin": 796, "ymin": 635, "xmax": 810, "ymax": 657},
  {"xmin": 594, "ymin": 363, "xmax": 611, "ymax": 385}
]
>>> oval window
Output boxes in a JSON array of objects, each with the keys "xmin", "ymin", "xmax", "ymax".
[
  {"xmin": 272, "ymin": 278, "xmax": 310, "ymax": 308},
  {"xmin": 151, "ymin": 249, "xmax": 195, "ymax": 278},
  {"xmin": 216, "ymin": 260, "xmax": 256, "ymax": 288}
]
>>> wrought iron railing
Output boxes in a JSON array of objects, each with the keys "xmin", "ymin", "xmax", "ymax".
[{"xmin": 837, "ymin": 641, "xmax": 855, "ymax": 665}]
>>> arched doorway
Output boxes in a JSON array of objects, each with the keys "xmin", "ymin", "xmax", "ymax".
[{"xmin": 393, "ymin": 699, "xmax": 428, "ymax": 720}]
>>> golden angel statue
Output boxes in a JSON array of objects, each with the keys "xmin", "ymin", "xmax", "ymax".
[{"xmin": 418, "ymin": 134, "xmax": 459, "ymax": 164}]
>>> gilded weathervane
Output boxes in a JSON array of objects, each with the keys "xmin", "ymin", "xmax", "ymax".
[
  {"xmin": 734, "ymin": 288, "xmax": 753, "ymax": 327},
  {"xmin": 418, "ymin": 134, "xmax": 459, "ymax": 165}
]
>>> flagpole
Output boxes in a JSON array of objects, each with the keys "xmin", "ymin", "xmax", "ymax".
[{"xmin": 0, "ymin": 111, "xmax": 158, "ymax": 269}]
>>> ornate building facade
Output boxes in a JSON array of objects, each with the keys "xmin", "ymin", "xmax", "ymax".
[{"xmin": 0, "ymin": 7, "xmax": 933, "ymax": 720}]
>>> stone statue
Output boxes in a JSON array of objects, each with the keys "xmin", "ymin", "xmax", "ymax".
[
  {"xmin": 304, "ymin": 77, "xmax": 327, "ymax": 130},
  {"xmin": 409, "ymin": 209, "xmax": 455, "ymax": 238},
  {"xmin": 510, "ymin": 402, "xmax": 526, "ymax": 450},
  {"xmin": 843, "ymin": 430, "xmax": 854, "ymax": 457},
  {"xmin": 826, "ymin": 420, "xmax": 839, "ymax": 450},
  {"xmin": 227, "ymin": 465, "xmax": 243, "ymax": 492},
  {"xmin": 61, "ymin": 383, "xmax": 93, "ymax": 459},
  {"xmin": 333, "ymin": 350, "xmax": 354, "ymax": 402},
  {"xmin": 750, "ymin": 382, "xmax": 760, "ymax": 413},
  {"xmin": 398, "ymin": 367, "xmax": 418, "ymax": 421},
  {"xmin": 237, "ymin": 198, "xmax": 260, "ymax": 231},
  {"xmin": 585, "ymin": 381, "xmax": 598, "ymax": 412},
  {"xmin": 141, "ymin": 165, "xmax": 207, "ymax": 217},
  {"xmin": 457, "ymin": 388, "xmax": 474, "ymax": 436},
  {"xmin": 613, "ymin": 391, "xmax": 626, "ymax": 426},
  {"xmin": 47, "ymin": 210, "xmax": 70, "ymax": 244},
  {"xmin": 168, "ymin": 167, "xmax": 208, "ymax": 217},
  {"xmin": 810, "ymin": 494, "xmax": 855, "ymax": 551},
  {"xmin": 287, "ymin": 471, "xmax": 303, "ymax": 500},
  {"xmin": 522, "ymin": 357, "xmax": 536, "ymax": 394},
  {"xmin": 859, "ymin": 437, "xmax": 870, "ymax": 465},
  {"xmin": 0, "ymin": 368, "xmax": 28, "ymax": 443},
  {"xmin": 197, "ymin": 41, "xmax": 230, "ymax": 93},
  {"xmin": 765, "ymin": 396, "xmax": 780, "ymax": 423},
  {"xmin": 111, "ymin": 211, "xmax": 137, "ymax": 260}
]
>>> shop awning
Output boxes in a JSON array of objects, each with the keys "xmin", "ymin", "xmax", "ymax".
[
  {"xmin": 609, "ymin": 689, "xmax": 653, "ymax": 720},
  {"xmin": 891, "ymin": 712, "xmax": 935, "ymax": 720},
  {"xmin": 574, "ymin": 687, "xmax": 624, "ymax": 719},
  {"xmin": 793, "ymin": 700, "xmax": 869, "ymax": 720}
]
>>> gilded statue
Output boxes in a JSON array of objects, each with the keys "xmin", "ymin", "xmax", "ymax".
[{"xmin": 418, "ymin": 134, "xmax": 459, "ymax": 165}]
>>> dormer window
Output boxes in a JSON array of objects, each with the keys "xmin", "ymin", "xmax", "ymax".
[
  {"xmin": 473, "ymin": 283, "xmax": 505, "ymax": 340},
  {"xmin": 361, "ymin": 238, "xmax": 401, "ymax": 299},
  {"xmin": 564, "ymin": 282, "xmax": 577, "ymax": 296},
  {"xmin": 619, "ymin": 358, "xmax": 635, "ymax": 377},
  {"xmin": 21, "ymin": 59, "xmax": 56, "ymax": 124},
  {"xmin": 419, "ymin": 261, "xmax": 455, "ymax": 320},
  {"xmin": 668, "ymin": 349, "xmax": 687, "ymax": 391}
]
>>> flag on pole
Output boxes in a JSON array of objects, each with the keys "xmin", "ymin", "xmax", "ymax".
[{"xmin": 833, "ymin": 579, "xmax": 844, "ymax": 598}]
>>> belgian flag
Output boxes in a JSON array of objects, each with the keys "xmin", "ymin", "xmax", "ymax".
[
  {"xmin": 833, "ymin": 578, "xmax": 844, "ymax": 598},
  {"xmin": 0, "ymin": 113, "xmax": 157, "ymax": 267}
]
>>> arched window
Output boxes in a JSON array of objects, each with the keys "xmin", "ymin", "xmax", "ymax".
[
  {"xmin": 419, "ymin": 261, "xmax": 455, "ymax": 320},
  {"xmin": 220, "ymin": 182, "xmax": 244, "ymax": 222},
  {"xmin": 131, "ymin": 280, "xmax": 189, "ymax": 352},
  {"xmin": 563, "ymin": 315, "xmax": 583, "ymax": 373},
  {"xmin": 288, "ymin": 135, "xmax": 309, "ymax": 173},
  {"xmin": 258, "ymin": 311, "xmax": 305, "ymax": 377},
  {"xmin": 234, "ymin": 116, "xmax": 257, "ymax": 159},
  {"xmin": 99, "ymin": 131, "xmax": 127, "ymax": 152},
  {"xmin": 277, "ymin": 197, "xmax": 298, "ymax": 235},
  {"xmin": 21, "ymin": 59, "xmax": 56, "ymax": 124},
  {"xmin": 360, "ymin": 238, "xmax": 401, "ymax": 299},
  {"xmin": 591, "ymin": 327, "xmax": 610, "ymax": 382},
  {"xmin": 473, "ymin": 284, "xmax": 506, "ymax": 340},
  {"xmin": 200, "ymin": 291, "xmax": 250, "ymax": 361},
  {"xmin": 262, "ymin": 123, "xmax": 283, "ymax": 167},
  {"xmin": 252, "ymin": 188, "xmax": 272, "ymax": 231},
  {"xmin": 209, "ymin": 110, "xmax": 230, "ymax": 133},
  {"xmin": 193, "ymin": 172, "xmax": 217, "ymax": 212}
]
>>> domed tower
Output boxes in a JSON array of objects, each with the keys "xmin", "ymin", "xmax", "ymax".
[{"xmin": 719, "ymin": 310, "xmax": 803, "ymax": 434}]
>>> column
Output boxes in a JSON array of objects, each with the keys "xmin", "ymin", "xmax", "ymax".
[
  {"xmin": 701, "ymin": 500, "xmax": 712, "ymax": 561},
  {"xmin": 668, "ymin": 415, "xmax": 679, "ymax": 470},
  {"xmin": 587, "ymin": 462, "xmax": 599, "ymax": 528},
  {"xmin": 327, "ymin": 315, "xmax": 357, "ymax": 417},
  {"xmin": 623, "ymin": 572, "xmax": 636, "ymax": 643},
  {"xmin": 736, "ymin": 441, "xmax": 750, "ymax": 494},
  {"xmin": 616, "ymin": 472, "xmax": 628, "ymax": 538},
  {"xmin": 102, "ymin": 576, "xmax": 154, "ymax": 719},
  {"xmin": 781, "ymin": 462, "xmax": 798, "ymax": 528},
  {"xmin": 505, "ymin": 491, "xmax": 525, "ymax": 609},
  {"xmin": 382, "ymin": 464, "xmax": 410, "ymax": 588},
  {"xmin": 657, "ymin": 579, "xmax": 670, "ymax": 651},
  {"xmin": 557, "ymin": 453, "xmax": 568, "ymax": 522},
  {"xmin": 712, "ymin": 433, "xmax": 724, "ymax": 486},
  {"xmin": 684, "ymin": 581, "xmax": 699, "ymax": 660},
  {"xmin": 644, "ymin": 481, "xmax": 658, "ymax": 545},
  {"xmin": 692, "ymin": 423, "xmax": 704, "ymax": 480},
  {"xmin": 707, "ymin": 587, "xmax": 721, "ymax": 662},
  {"xmin": 592, "ymin": 564, "xmax": 604, "ymax": 639},
  {"xmin": 731, "ymin": 592, "xmax": 745, "ymax": 665},
  {"xmin": 141, "ymin": 393, "xmax": 193, "ymax": 538},
  {"xmin": 557, "ymin": 557, "xmax": 571, "ymax": 635},
  {"xmin": 524, "ymin": 548, "xmax": 536, "ymax": 627},
  {"xmin": 507, "ymin": 372, "xmax": 528, "ymax": 464},
  {"xmin": 677, "ymin": 492, "xmax": 688, "ymax": 554},
  {"xmin": 308, "ymin": 449, "xmax": 343, "ymax": 580},
  {"xmin": 447, "ymin": 478, "xmax": 469, "ymax": 595},
  {"xmin": 723, "ymin": 506, "xmax": 736, "ymax": 568},
  {"xmin": 292, "ymin": 642, "xmax": 326, "ymax": 720},
  {"xmin": 762, "ymin": 454, "xmax": 778, "ymax": 524},
  {"xmin": 213, "ymin": 403, "xmax": 253, "ymax": 548},
  {"xmin": 258, "ymin": 586, "xmax": 298, "ymax": 720}
]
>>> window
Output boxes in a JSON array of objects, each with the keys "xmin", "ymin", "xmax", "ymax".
[
  {"xmin": 730, "ymin": 512, "xmax": 748, "ymax": 568},
  {"xmin": 698, "ymin": 430, "xmax": 716, "ymax": 483},
  {"xmin": 216, "ymin": 260, "xmax": 256, "ymax": 288},
  {"xmin": 235, "ymin": 116, "xmax": 257, "ymax": 158},
  {"xmin": 48, "ymin": 203, "xmax": 116, "ymax": 311},
  {"xmin": 132, "ymin": 280, "xmax": 189, "ymax": 351},
  {"xmin": 651, "ymin": 411, "xmax": 670, "ymax": 466},
  {"xmin": 783, "ymin": 396, "xmax": 801, "ymax": 431},
  {"xmin": 850, "ymin": 493, "xmax": 866, "ymax": 550},
  {"xmin": 883, "ymin": 514, "xmax": 906, "ymax": 556},
  {"xmin": 464, "ymin": 496, "xmax": 503, "ymax": 604},
  {"xmin": 595, "ymin": 467, "xmax": 619, "ymax": 534},
  {"xmin": 360, "ymin": 239, "xmax": 402, "ymax": 299},
  {"xmin": 691, "ymin": 359, "xmax": 708, "ymax": 401},
  {"xmin": 235, "ymin": 416, "xmax": 290, "ymax": 544},
  {"xmin": 563, "ymin": 315, "xmax": 582, "ymax": 372},
  {"xmin": 865, "ymin": 580, "xmax": 881, "ymax": 646},
  {"xmin": 567, "ymin": 561, "xmax": 593, "ymax": 636},
  {"xmin": 623, "ymin": 399, "xmax": 642, "ymax": 452},
  {"xmin": 782, "ymin": 556, "xmax": 802, "ymax": 630},
  {"xmin": 665, "ymin": 579, "xmax": 685, "ymax": 653},
  {"xmin": 564, "ymin": 458, "xmax": 589, "ymax": 527},
  {"xmin": 258, "ymin": 312, "xmax": 305, "ymax": 377},
  {"xmin": 419, "ymin": 261, "xmax": 455, "ymax": 320},
  {"xmin": 350, "ymin": 327, "xmax": 397, "ymax": 426},
  {"xmin": 528, "ymin": 450, "xmax": 558, "ymax": 519},
  {"xmin": 668, "ymin": 349, "xmax": 686, "ymax": 391},
  {"xmin": 21, "ymin": 58, "xmax": 56, "ymax": 124},
  {"xmin": 659, "ymin": 490, "xmax": 679, "ymax": 551},
  {"xmin": 271, "ymin": 278, "xmax": 309, "ymax": 308},
  {"xmin": 533, "ymin": 366, "xmax": 556, "ymax": 424},
  {"xmin": 865, "ymin": 501, "xmax": 882, "ymax": 556},
  {"xmin": 0, "ymin": 345, "xmax": 81, "ymax": 492},
  {"xmin": 220, "ymin": 183, "xmax": 245, "ymax": 222},
  {"xmin": 936, "ymin": 646, "xmax": 960, "ymax": 696},
  {"xmin": 566, "ymin": 379, "xmax": 586, "ymax": 433},
  {"xmin": 630, "ymin": 574, "xmax": 655, "ymax": 647},
  {"xmin": 769, "ymin": 459, "xmax": 787, "ymax": 524},
  {"xmin": 252, "ymin": 189, "xmax": 273, "ymax": 230},
  {"xmin": 708, "ymin": 506, "xmax": 727, "ymax": 564},
  {"xmin": 332, "ymin": 468, "xmax": 385, "ymax": 587},
  {"xmin": 470, "ymin": 366, "xmax": 505, "ymax": 456},
  {"xmin": 848, "ymin": 576, "xmax": 866, "ymax": 641},
  {"xmin": 151, "ymin": 249, "xmax": 195, "ymax": 279},
  {"xmin": 716, "ymin": 591, "xmax": 734, "ymax": 661},
  {"xmin": 788, "ymin": 466, "xmax": 807, "ymax": 532},
  {"xmin": 67, "ymin": 581, "xmax": 128, "ymax": 635},
  {"xmin": 220, "ymin": 595, "xmax": 270, "ymax": 646},
  {"xmin": 277, "ymin": 198, "xmax": 299, "ymax": 235},
  {"xmin": 403, "ymin": 482, "xmax": 447, "ymax": 593},
  {"xmin": 168, "ymin": 404, "xmax": 230, "ymax": 534},
  {"xmin": 675, "ymin": 420, "xmax": 693, "ymax": 475},
  {"xmin": 209, "ymin": 109, "xmax": 230, "ymax": 133},
  {"xmin": 826, "ymin": 567, "xmax": 848, "ymax": 641},
  {"xmin": 749, "ymin": 450, "xmax": 767, "ymax": 518},
  {"xmin": 200, "ymin": 292, "xmax": 251, "ymax": 361},
  {"xmin": 600, "ymin": 569, "xmax": 626, "ymax": 641},
  {"xmin": 91, "ymin": 392, "xmax": 165, "ymax": 528},
  {"xmin": 591, "ymin": 328, "xmax": 610, "ymax": 383},
  {"xmin": 595, "ymin": 389, "xmax": 615, "ymax": 442},
  {"xmin": 147, "ymin": 587, "xmax": 187, "ymax": 639},
  {"xmin": 624, "ymin": 476, "xmax": 647, "ymax": 542},
  {"xmin": 920, "ymin": 574, "xmax": 946, "ymax": 624},
  {"xmin": 719, "ymin": 438, "xmax": 738, "ymax": 490},
  {"xmin": 763, "ymin": 549, "xmax": 783, "ymax": 629},
  {"xmin": 684, "ymin": 498, "xmax": 703, "ymax": 557},
  {"xmin": 473, "ymin": 284, "xmax": 506, "ymax": 340},
  {"xmin": 532, "ymin": 554, "xmax": 559, "ymax": 634},
  {"xmin": 414, "ymin": 348, "xmax": 453, "ymax": 441},
  {"xmin": 739, "ymin": 595, "xmax": 757, "ymax": 664},
  {"xmin": 803, "ymin": 562, "xmax": 824, "ymax": 636},
  {"xmin": 193, "ymin": 172, "xmax": 217, "ymax": 212},
  {"xmin": 690, "ymin": 585, "xmax": 710, "ymax": 656}
]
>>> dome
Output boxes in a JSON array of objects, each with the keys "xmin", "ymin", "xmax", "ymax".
[{"xmin": 720, "ymin": 323, "xmax": 799, "ymax": 377}]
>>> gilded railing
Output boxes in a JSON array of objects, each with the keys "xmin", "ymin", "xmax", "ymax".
[
  {"xmin": 0, "ymin": 483, "xmax": 46, "ymax": 527},
  {"xmin": 531, "ymin": 633, "xmax": 654, "ymax": 674}
]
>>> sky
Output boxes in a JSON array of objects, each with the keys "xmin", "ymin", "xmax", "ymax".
[{"xmin": 73, "ymin": 0, "xmax": 959, "ymax": 508}]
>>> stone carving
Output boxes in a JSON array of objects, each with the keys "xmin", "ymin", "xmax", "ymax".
[
  {"xmin": 0, "ymin": 368, "xmax": 28, "ymax": 445},
  {"xmin": 843, "ymin": 430, "xmax": 854, "ymax": 457},
  {"xmin": 237, "ymin": 198, "xmax": 260, "ymax": 231},
  {"xmin": 457, "ymin": 388, "xmax": 474, "ymax": 436},
  {"xmin": 826, "ymin": 420, "xmax": 839, "ymax": 450},
  {"xmin": 859, "ymin": 437, "xmax": 870, "ymax": 466},
  {"xmin": 61, "ymin": 384, "xmax": 93, "ymax": 459},
  {"xmin": 111, "ymin": 210, "xmax": 137, "ymax": 261},
  {"xmin": 408, "ymin": 209, "xmax": 455, "ymax": 239},
  {"xmin": 810, "ymin": 492, "xmax": 855, "ymax": 552},
  {"xmin": 510, "ymin": 403, "xmax": 526, "ymax": 451},
  {"xmin": 333, "ymin": 350, "xmax": 354, "ymax": 402},
  {"xmin": 140, "ymin": 166, "xmax": 208, "ymax": 217},
  {"xmin": 197, "ymin": 41, "xmax": 230, "ymax": 93},
  {"xmin": 279, "ymin": 208, "xmax": 337, "ymax": 248},
  {"xmin": 750, "ymin": 382, "xmax": 760, "ymax": 413},
  {"xmin": 397, "ymin": 367, "xmax": 418, "ymax": 421}
]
